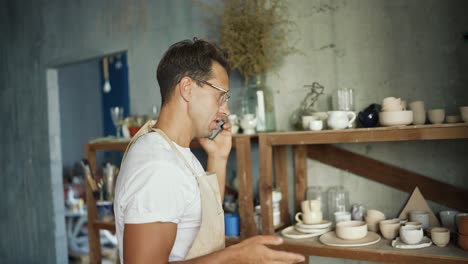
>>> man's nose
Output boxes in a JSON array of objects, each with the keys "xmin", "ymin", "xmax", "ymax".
[{"xmin": 219, "ymin": 101, "xmax": 231, "ymax": 117}]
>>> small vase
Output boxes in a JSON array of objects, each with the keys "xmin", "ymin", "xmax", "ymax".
[{"xmin": 241, "ymin": 75, "xmax": 276, "ymax": 132}]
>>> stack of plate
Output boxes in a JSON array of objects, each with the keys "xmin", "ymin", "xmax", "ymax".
[{"xmin": 281, "ymin": 220, "xmax": 332, "ymax": 239}]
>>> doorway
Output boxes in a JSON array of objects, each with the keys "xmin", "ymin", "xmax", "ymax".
[{"xmin": 46, "ymin": 51, "xmax": 129, "ymax": 263}]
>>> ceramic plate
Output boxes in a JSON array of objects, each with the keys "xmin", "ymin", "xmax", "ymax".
[
  {"xmin": 281, "ymin": 226, "xmax": 329, "ymax": 239},
  {"xmin": 295, "ymin": 225, "xmax": 331, "ymax": 234},
  {"xmin": 391, "ymin": 236, "xmax": 432, "ymax": 249},
  {"xmin": 296, "ymin": 220, "xmax": 332, "ymax": 229},
  {"xmin": 319, "ymin": 231, "xmax": 381, "ymax": 247}
]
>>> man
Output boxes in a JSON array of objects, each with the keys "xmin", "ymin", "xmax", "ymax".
[{"xmin": 114, "ymin": 38, "xmax": 305, "ymax": 263}]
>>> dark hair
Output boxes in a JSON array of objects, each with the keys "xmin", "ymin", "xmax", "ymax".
[{"xmin": 156, "ymin": 38, "xmax": 230, "ymax": 106}]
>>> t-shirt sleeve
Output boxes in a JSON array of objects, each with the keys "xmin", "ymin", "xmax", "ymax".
[{"xmin": 123, "ymin": 161, "xmax": 190, "ymax": 224}]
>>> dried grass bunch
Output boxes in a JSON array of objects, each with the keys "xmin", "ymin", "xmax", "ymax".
[{"xmin": 219, "ymin": 0, "xmax": 295, "ymax": 84}]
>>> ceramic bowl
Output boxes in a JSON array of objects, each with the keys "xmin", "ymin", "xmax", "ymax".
[
  {"xmin": 400, "ymin": 225, "xmax": 423, "ymax": 245},
  {"xmin": 365, "ymin": 209, "xmax": 386, "ymax": 232},
  {"xmin": 459, "ymin": 233, "xmax": 468, "ymax": 251},
  {"xmin": 431, "ymin": 227, "xmax": 450, "ymax": 247},
  {"xmin": 446, "ymin": 115, "xmax": 461, "ymax": 124},
  {"xmin": 404, "ymin": 221, "xmax": 422, "ymax": 229},
  {"xmin": 379, "ymin": 219, "xmax": 401, "ymax": 240},
  {"xmin": 379, "ymin": 110, "xmax": 413, "ymax": 126},
  {"xmin": 335, "ymin": 220, "xmax": 368, "ymax": 240}
]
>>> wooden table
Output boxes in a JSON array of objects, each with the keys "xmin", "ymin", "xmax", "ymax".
[
  {"xmin": 84, "ymin": 134, "xmax": 258, "ymax": 264},
  {"xmin": 257, "ymin": 123, "xmax": 468, "ymax": 263}
]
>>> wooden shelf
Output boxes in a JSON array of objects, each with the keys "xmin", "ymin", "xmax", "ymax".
[
  {"xmin": 262, "ymin": 123, "xmax": 468, "ymax": 145},
  {"xmin": 273, "ymin": 236, "xmax": 468, "ymax": 264},
  {"xmin": 257, "ymin": 124, "xmax": 468, "ymax": 263}
]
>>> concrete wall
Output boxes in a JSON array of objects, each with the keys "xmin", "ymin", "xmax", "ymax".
[
  {"xmin": 1, "ymin": 0, "xmax": 467, "ymax": 263},
  {"xmin": 1, "ymin": 0, "xmax": 218, "ymax": 262},
  {"xmin": 268, "ymin": 1, "xmax": 468, "ymax": 263}
]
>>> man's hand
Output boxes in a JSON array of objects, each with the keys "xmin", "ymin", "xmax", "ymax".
[
  {"xmin": 198, "ymin": 122, "xmax": 232, "ymax": 160},
  {"xmin": 225, "ymin": 235, "xmax": 306, "ymax": 264}
]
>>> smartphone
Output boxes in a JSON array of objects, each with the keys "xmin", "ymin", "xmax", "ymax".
[{"xmin": 209, "ymin": 120, "xmax": 225, "ymax": 140}]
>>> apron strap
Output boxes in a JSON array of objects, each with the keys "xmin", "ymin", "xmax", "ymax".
[{"xmin": 152, "ymin": 128, "xmax": 200, "ymax": 178}]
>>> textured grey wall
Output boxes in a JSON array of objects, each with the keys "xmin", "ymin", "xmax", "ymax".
[
  {"xmin": 1, "ymin": 0, "xmax": 218, "ymax": 263},
  {"xmin": 1, "ymin": 0, "xmax": 467, "ymax": 263}
]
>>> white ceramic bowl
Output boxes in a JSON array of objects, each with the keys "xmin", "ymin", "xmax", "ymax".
[
  {"xmin": 379, "ymin": 110, "xmax": 413, "ymax": 126},
  {"xmin": 335, "ymin": 220, "xmax": 368, "ymax": 240},
  {"xmin": 400, "ymin": 225, "xmax": 423, "ymax": 244}
]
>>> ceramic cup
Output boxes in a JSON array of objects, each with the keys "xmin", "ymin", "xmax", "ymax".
[
  {"xmin": 400, "ymin": 225, "xmax": 424, "ymax": 244},
  {"xmin": 427, "ymin": 109, "xmax": 445, "ymax": 124},
  {"xmin": 446, "ymin": 115, "xmax": 461, "ymax": 124},
  {"xmin": 295, "ymin": 211, "xmax": 323, "ymax": 225},
  {"xmin": 309, "ymin": 120, "xmax": 323, "ymax": 131},
  {"xmin": 409, "ymin": 101, "xmax": 426, "ymax": 125},
  {"xmin": 409, "ymin": 211, "xmax": 430, "ymax": 229},
  {"xmin": 301, "ymin": 199, "xmax": 321, "ymax": 213},
  {"xmin": 431, "ymin": 227, "xmax": 450, "ymax": 247},
  {"xmin": 457, "ymin": 213, "xmax": 468, "ymax": 235},
  {"xmin": 440, "ymin": 210, "xmax": 459, "ymax": 233},
  {"xmin": 327, "ymin": 111, "xmax": 356, "ymax": 130},
  {"xmin": 365, "ymin": 209, "xmax": 386, "ymax": 232},
  {"xmin": 334, "ymin": 211, "xmax": 351, "ymax": 224},
  {"xmin": 379, "ymin": 218, "xmax": 401, "ymax": 240},
  {"xmin": 302, "ymin": 115, "xmax": 318, "ymax": 130},
  {"xmin": 312, "ymin": 112, "xmax": 328, "ymax": 129},
  {"xmin": 460, "ymin": 106, "xmax": 468, "ymax": 123}
]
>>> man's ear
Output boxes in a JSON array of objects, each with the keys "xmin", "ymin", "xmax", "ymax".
[{"xmin": 178, "ymin": 77, "xmax": 193, "ymax": 102}]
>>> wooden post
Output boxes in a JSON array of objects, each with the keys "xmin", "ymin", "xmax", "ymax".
[
  {"xmin": 234, "ymin": 136, "xmax": 256, "ymax": 239},
  {"xmin": 294, "ymin": 145, "xmax": 307, "ymax": 213},
  {"xmin": 84, "ymin": 144, "xmax": 101, "ymax": 264},
  {"xmin": 259, "ymin": 135, "xmax": 274, "ymax": 234},
  {"xmin": 274, "ymin": 146, "xmax": 290, "ymax": 227}
]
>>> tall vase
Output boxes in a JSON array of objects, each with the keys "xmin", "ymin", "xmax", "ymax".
[{"xmin": 241, "ymin": 75, "xmax": 276, "ymax": 132}]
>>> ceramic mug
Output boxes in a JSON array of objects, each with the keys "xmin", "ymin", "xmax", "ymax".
[
  {"xmin": 327, "ymin": 111, "xmax": 356, "ymax": 130},
  {"xmin": 409, "ymin": 211, "xmax": 430, "ymax": 229},
  {"xmin": 295, "ymin": 211, "xmax": 323, "ymax": 225},
  {"xmin": 301, "ymin": 200, "xmax": 321, "ymax": 213}
]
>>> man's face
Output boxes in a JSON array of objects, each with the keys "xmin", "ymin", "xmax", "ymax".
[{"xmin": 189, "ymin": 62, "xmax": 230, "ymax": 138}]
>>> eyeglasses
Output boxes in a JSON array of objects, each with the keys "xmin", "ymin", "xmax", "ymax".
[{"xmin": 194, "ymin": 78, "xmax": 231, "ymax": 105}]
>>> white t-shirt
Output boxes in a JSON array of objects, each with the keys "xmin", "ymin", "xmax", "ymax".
[{"xmin": 114, "ymin": 132, "xmax": 205, "ymax": 263}]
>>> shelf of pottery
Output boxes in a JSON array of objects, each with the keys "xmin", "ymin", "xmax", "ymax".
[{"xmin": 256, "ymin": 123, "xmax": 468, "ymax": 263}]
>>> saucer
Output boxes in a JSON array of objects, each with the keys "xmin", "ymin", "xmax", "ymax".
[
  {"xmin": 296, "ymin": 220, "xmax": 332, "ymax": 229},
  {"xmin": 319, "ymin": 231, "xmax": 381, "ymax": 247},
  {"xmin": 295, "ymin": 225, "xmax": 331, "ymax": 234},
  {"xmin": 391, "ymin": 236, "xmax": 432, "ymax": 249},
  {"xmin": 281, "ymin": 226, "xmax": 329, "ymax": 239}
]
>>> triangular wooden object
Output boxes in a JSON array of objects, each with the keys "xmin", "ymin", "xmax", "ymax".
[{"xmin": 398, "ymin": 187, "xmax": 440, "ymax": 227}]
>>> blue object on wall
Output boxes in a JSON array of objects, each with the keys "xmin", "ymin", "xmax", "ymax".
[
  {"xmin": 101, "ymin": 53, "xmax": 130, "ymax": 137},
  {"xmin": 224, "ymin": 213, "xmax": 240, "ymax": 237}
]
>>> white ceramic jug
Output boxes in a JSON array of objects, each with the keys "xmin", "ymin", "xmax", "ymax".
[
  {"xmin": 240, "ymin": 114, "xmax": 257, "ymax": 135},
  {"xmin": 327, "ymin": 111, "xmax": 356, "ymax": 130}
]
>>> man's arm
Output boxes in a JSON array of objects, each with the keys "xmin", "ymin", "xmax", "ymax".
[
  {"xmin": 123, "ymin": 222, "xmax": 305, "ymax": 264},
  {"xmin": 207, "ymin": 157, "xmax": 227, "ymax": 199}
]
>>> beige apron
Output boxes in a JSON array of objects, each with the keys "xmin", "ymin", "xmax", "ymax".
[{"xmin": 122, "ymin": 120, "xmax": 225, "ymax": 260}]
